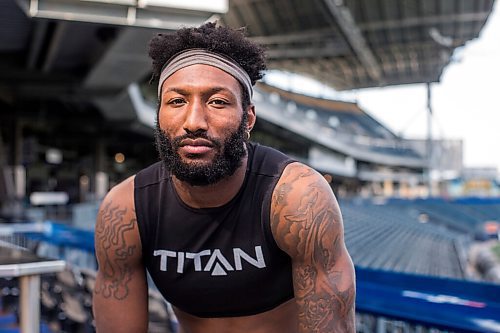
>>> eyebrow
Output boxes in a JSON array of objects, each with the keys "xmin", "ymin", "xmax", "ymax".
[{"xmin": 164, "ymin": 86, "xmax": 237, "ymax": 98}]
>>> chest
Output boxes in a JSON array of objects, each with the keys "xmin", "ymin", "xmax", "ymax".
[{"xmin": 143, "ymin": 197, "xmax": 293, "ymax": 317}]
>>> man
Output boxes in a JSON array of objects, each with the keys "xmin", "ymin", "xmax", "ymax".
[{"xmin": 93, "ymin": 22, "xmax": 355, "ymax": 333}]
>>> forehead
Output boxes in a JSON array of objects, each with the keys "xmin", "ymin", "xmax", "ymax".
[{"xmin": 161, "ymin": 64, "xmax": 243, "ymax": 96}]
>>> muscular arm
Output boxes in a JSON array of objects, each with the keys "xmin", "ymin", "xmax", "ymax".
[
  {"xmin": 93, "ymin": 177, "xmax": 148, "ymax": 333},
  {"xmin": 271, "ymin": 163, "xmax": 356, "ymax": 333}
]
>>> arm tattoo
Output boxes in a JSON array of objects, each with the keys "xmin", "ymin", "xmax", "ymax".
[
  {"xmin": 272, "ymin": 165, "xmax": 355, "ymax": 332},
  {"xmin": 94, "ymin": 201, "xmax": 137, "ymax": 300}
]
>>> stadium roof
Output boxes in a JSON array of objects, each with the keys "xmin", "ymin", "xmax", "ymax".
[
  {"xmin": 224, "ymin": 0, "xmax": 496, "ymax": 90},
  {"xmin": 0, "ymin": 0, "xmax": 495, "ymax": 114}
]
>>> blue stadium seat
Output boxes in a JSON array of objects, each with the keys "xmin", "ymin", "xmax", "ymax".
[
  {"xmin": 0, "ymin": 313, "xmax": 16, "ymax": 327},
  {"xmin": 340, "ymin": 199, "xmax": 471, "ymax": 279}
]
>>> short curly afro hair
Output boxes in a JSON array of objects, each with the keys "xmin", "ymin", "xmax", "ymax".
[{"xmin": 148, "ymin": 22, "xmax": 267, "ymax": 107}]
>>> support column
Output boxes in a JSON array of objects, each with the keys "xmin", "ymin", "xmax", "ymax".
[
  {"xmin": 376, "ymin": 317, "xmax": 386, "ymax": 333},
  {"xmin": 426, "ymin": 83, "xmax": 433, "ymax": 197},
  {"xmin": 0, "ymin": 128, "xmax": 7, "ymax": 210},
  {"xmin": 13, "ymin": 121, "xmax": 25, "ymax": 215},
  {"xmin": 383, "ymin": 179, "xmax": 394, "ymax": 197},
  {"xmin": 399, "ymin": 180, "xmax": 409, "ymax": 198},
  {"xmin": 95, "ymin": 140, "xmax": 109, "ymax": 200},
  {"xmin": 19, "ymin": 275, "xmax": 41, "ymax": 333}
]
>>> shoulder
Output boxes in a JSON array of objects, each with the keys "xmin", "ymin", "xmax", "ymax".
[
  {"xmin": 95, "ymin": 175, "xmax": 142, "ymax": 263},
  {"xmin": 272, "ymin": 162, "xmax": 336, "ymax": 212},
  {"xmin": 270, "ymin": 162, "xmax": 343, "ymax": 257},
  {"xmin": 102, "ymin": 175, "xmax": 136, "ymax": 210}
]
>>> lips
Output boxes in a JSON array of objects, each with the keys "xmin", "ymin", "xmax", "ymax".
[
  {"xmin": 180, "ymin": 138, "xmax": 214, "ymax": 147},
  {"xmin": 179, "ymin": 138, "xmax": 215, "ymax": 154}
]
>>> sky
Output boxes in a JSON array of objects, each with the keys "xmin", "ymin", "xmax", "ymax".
[{"xmin": 264, "ymin": 2, "xmax": 500, "ymax": 173}]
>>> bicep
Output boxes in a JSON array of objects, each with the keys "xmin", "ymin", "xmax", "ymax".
[
  {"xmin": 93, "ymin": 182, "xmax": 148, "ymax": 333},
  {"xmin": 271, "ymin": 163, "xmax": 356, "ymax": 332}
]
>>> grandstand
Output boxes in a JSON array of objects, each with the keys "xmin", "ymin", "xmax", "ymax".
[
  {"xmin": 254, "ymin": 84, "xmax": 424, "ymax": 162},
  {"xmin": 383, "ymin": 197, "xmax": 500, "ymax": 234},
  {"xmin": 340, "ymin": 200, "xmax": 469, "ymax": 279},
  {"xmin": 252, "ymin": 84, "xmax": 426, "ymax": 169}
]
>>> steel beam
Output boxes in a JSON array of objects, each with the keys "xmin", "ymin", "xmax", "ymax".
[
  {"xmin": 26, "ymin": 20, "xmax": 49, "ymax": 70},
  {"xmin": 83, "ymin": 28, "xmax": 156, "ymax": 90},
  {"xmin": 266, "ymin": 43, "xmax": 350, "ymax": 59},
  {"xmin": 250, "ymin": 28, "xmax": 339, "ymax": 45},
  {"xmin": 323, "ymin": 0, "xmax": 383, "ymax": 83},
  {"xmin": 42, "ymin": 21, "xmax": 67, "ymax": 73},
  {"xmin": 232, "ymin": 0, "xmax": 266, "ymax": 35},
  {"xmin": 359, "ymin": 12, "xmax": 492, "ymax": 31}
]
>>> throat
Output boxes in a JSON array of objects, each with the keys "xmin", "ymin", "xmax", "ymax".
[{"xmin": 172, "ymin": 158, "xmax": 248, "ymax": 209}]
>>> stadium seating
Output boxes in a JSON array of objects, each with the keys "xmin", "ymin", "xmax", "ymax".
[
  {"xmin": 340, "ymin": 200, "xmax": 470, "ymax": 279},
  {"xmin": 256, "ymin": 88, "xmax": 423, "ymax": 160},
  {"xmin": 2, "ymin": 197, "xmax": 498, "ymax": 332},
  {"xmin": 385, "ymin": 198, "xmax": 500, "ymax": 233}
]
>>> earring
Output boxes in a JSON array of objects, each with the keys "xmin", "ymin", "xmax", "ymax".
[{"xmin": 245, "ymin": 130, "xmax": 251, "ymax": 141}]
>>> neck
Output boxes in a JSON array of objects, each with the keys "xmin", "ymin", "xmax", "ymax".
[{"xmin": 172, "ymin": 156, "xmax": 248, "ymax": 209}]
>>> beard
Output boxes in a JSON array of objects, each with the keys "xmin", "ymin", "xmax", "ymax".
[{"xmin": 154, "ymin": 113, "xmax": 248, "ymax": 186}]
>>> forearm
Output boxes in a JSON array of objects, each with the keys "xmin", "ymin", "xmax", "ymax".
[{"xmin": 94, "ymin": 299, "xmax": 148, "ymax": 333}]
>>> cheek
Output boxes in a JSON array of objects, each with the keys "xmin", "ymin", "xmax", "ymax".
[
  {"xmin": 157, "ymin": 108, "xmax": 167, "ymax": 128},
  {"xmin": 216, "ymin": 117, "xmax": 242, "ymax": 137},
  {"xmin": 157, "ymin": 116, "xmax": 168, "ymax": 131},
  {"xmin": 222, "ymin": 110, "xmax": 244, "ymax": 127},
  {"xmin": 157, "ymin": 111, "xmax": 178, "ymax": 134}
]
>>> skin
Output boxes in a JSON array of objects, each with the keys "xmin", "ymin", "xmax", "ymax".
[
  {"xmin": 271, "ymin": 163, "xmax": 356, "ymax": 332},
  {"xmin": 93, "ymin": 64, "xmax": 356, "ymax": 333}
]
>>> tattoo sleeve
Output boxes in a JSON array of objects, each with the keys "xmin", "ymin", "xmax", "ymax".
[
  {"xmin": 94, "ymin": 200, "xmax": 137, "ymax": 300},
  {"xmin": 272, "ymin": 164, "xmax": 356, "ymax": 333}
]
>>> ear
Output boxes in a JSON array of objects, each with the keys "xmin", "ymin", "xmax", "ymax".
[{"xmin": 246, "ymin": 104, "xmax": 256, "ymax": 131}]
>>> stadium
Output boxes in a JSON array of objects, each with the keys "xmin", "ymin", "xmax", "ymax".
[{"xmin": 1, "ymin": 0, "xmax": 500, "ymax": 332}]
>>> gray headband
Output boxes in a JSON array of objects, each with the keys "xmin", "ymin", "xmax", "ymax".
[{"xmin": 157, "ymin": 48, "xmax": 253, "ymax": 100}]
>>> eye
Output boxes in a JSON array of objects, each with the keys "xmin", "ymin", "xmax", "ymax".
[
  {"xmin": 209, "ymin": 99, "xmax": 229, "ymax": 106},
  {"xmin": 167, "ymin": 98, "xmax": 185, "ymax": 105}
]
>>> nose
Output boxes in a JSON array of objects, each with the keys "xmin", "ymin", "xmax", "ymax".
[{"xmin": 183, "ymin": 98, "xmax": 208, "ymax": 134}]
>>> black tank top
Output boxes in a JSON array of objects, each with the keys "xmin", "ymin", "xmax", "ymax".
[{"xmin": 134, "ymin": 143, "xmax": 295, "ymax": 318}]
